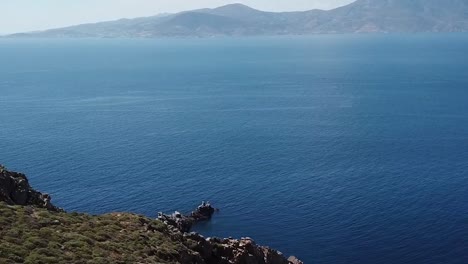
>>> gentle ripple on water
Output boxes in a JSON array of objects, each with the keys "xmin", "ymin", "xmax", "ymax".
[{"xmin": 1, "ymin": 35, "xmax": 468, "ymax": 264}]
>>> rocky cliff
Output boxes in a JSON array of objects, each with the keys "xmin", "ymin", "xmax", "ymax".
[
  {"xmin": 0, "ymin": 165, "xmax": 303, "ymax": 264},
  {"xmin": 0, "ymin": 165, "xmax": 62, "ymax": 212}
]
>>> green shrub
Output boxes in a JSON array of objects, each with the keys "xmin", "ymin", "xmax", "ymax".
[
  {"xmin": 24, "ymin": 237, "xmax": 48, "ymax": 249},
  {"xmin": 0, "ymin": 202, "xmax": 191, "ymax": 263}
]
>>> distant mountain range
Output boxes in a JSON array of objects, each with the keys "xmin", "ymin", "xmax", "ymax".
[{"xmin": 6, "ymin": 0, "xmax": 468, "ymax": 38}]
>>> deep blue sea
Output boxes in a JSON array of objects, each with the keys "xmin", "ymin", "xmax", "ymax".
[{"xmin": 1, "ymin": 35, "xmax": 468, "ymax": 264}]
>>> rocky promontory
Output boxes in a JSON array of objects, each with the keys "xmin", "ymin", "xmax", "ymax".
[
  {"xmin": 0, "ymin": 165, "xmax": 302, "ymax": 264},
  {"xmin": 0, "ymin": 165, "xmax": 62, "ymax": 212},
  {"xmin": 157, "ymin": 201, "xmax": 216, "ymax": 233}
]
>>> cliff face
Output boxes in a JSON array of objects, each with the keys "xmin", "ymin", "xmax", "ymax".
[
  {"xmin": 0, "ymin": 165, "xmax": 302, "ymax": 264},
  {"xmin": 0, "ymin": 165, "xmax": 61, "ymax": 212}
]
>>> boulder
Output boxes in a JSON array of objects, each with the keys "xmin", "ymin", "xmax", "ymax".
[{"xmin": 288, "ymin": 256, "xmax": 304, "ymax": 264}]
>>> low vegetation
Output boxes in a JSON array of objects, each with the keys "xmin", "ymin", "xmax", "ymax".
[{"xmin": 0, "ymin": 202, "xmax": 193, "ymax": 264}]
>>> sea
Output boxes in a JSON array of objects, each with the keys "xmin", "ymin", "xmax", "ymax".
[{"xmin": 0, "ymin": 34, "xmax": 467, "ymax": 264}]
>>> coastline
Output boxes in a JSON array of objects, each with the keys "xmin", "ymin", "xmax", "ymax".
[{"xmin": 0, "ymin": 165, "xmax": 303, "ymax": 264}]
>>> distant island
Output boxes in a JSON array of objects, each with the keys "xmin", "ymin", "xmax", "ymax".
[
  {"xmin": 0, "ymin": 165, "xmax": 303, "ymax": 263},
  {"xmin": 5, "ymin": 0, "xmax": 468, "ymax": 38}
]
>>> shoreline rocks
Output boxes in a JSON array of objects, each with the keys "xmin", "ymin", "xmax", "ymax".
[
  {"xmin": 158, "ymin": 203, "xmax": 303, "ymax": 263},
  {"xmin": 157, "ymin": 201, "xmax": 216, "ymax": 232},
  {"xmin": 0, "ymin": 165, "xmax": 62, "ymax": 212},
  {"xmin": 183, "ymin": 233, "xmax": 303, "ymax": 264}
]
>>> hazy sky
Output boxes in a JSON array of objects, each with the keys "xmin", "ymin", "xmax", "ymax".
[{"xmin": 0, "ymin": 0, "xmax": 355, "ymax": 34}]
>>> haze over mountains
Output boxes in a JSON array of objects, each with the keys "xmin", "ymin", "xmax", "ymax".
[{"xmin": 7, "ymin": 0, "xmax": 468, "ymax": 37}]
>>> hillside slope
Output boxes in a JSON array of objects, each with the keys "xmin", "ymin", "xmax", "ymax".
[{"xmin": 6, "ymin": 0, "xmax": 468, "ymax": 37}]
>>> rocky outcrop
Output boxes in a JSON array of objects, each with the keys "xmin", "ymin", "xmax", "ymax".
[
  {"xmin": 159, "ymin": 203, "xmax": 303, "ymax": 264},
  {"xmin": 183, "ymin": 233, "xmax": 301, "ymax": 264},
  {"xmin": 288, "ymin": 256, "xmax": 304, "ymax": 264},
  {"xmin": 0, "ymin": 165, "xmax": 62, "ymax": 211},
  {"xmin": 158, "ymin": 201, "xmax": 216, "ymax": 232}
]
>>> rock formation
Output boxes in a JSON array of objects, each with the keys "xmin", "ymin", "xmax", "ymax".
[
  {"xmin": 0, "ymin": 165, "xmax": 62, "ymax": 211},
  {"xmin": 183, "ymin": 232, "xmax": 303, "ymax": 264},
  {"xmin": 158, "ymin": 201, "xmax": 216, "ymax": 233},
  {"xmin": 158, "ymin": 203, "xmax": 303, "ymax": 263}
]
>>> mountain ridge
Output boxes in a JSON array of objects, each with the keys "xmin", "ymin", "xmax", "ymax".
[{"xmin": 5, "ymin": 0, "xmax": 468, "ymax": 37}]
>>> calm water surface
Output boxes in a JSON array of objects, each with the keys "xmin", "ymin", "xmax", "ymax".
[{"xmin": 1, "ymin": 35, "xmax": 467, "ymax": 264}]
